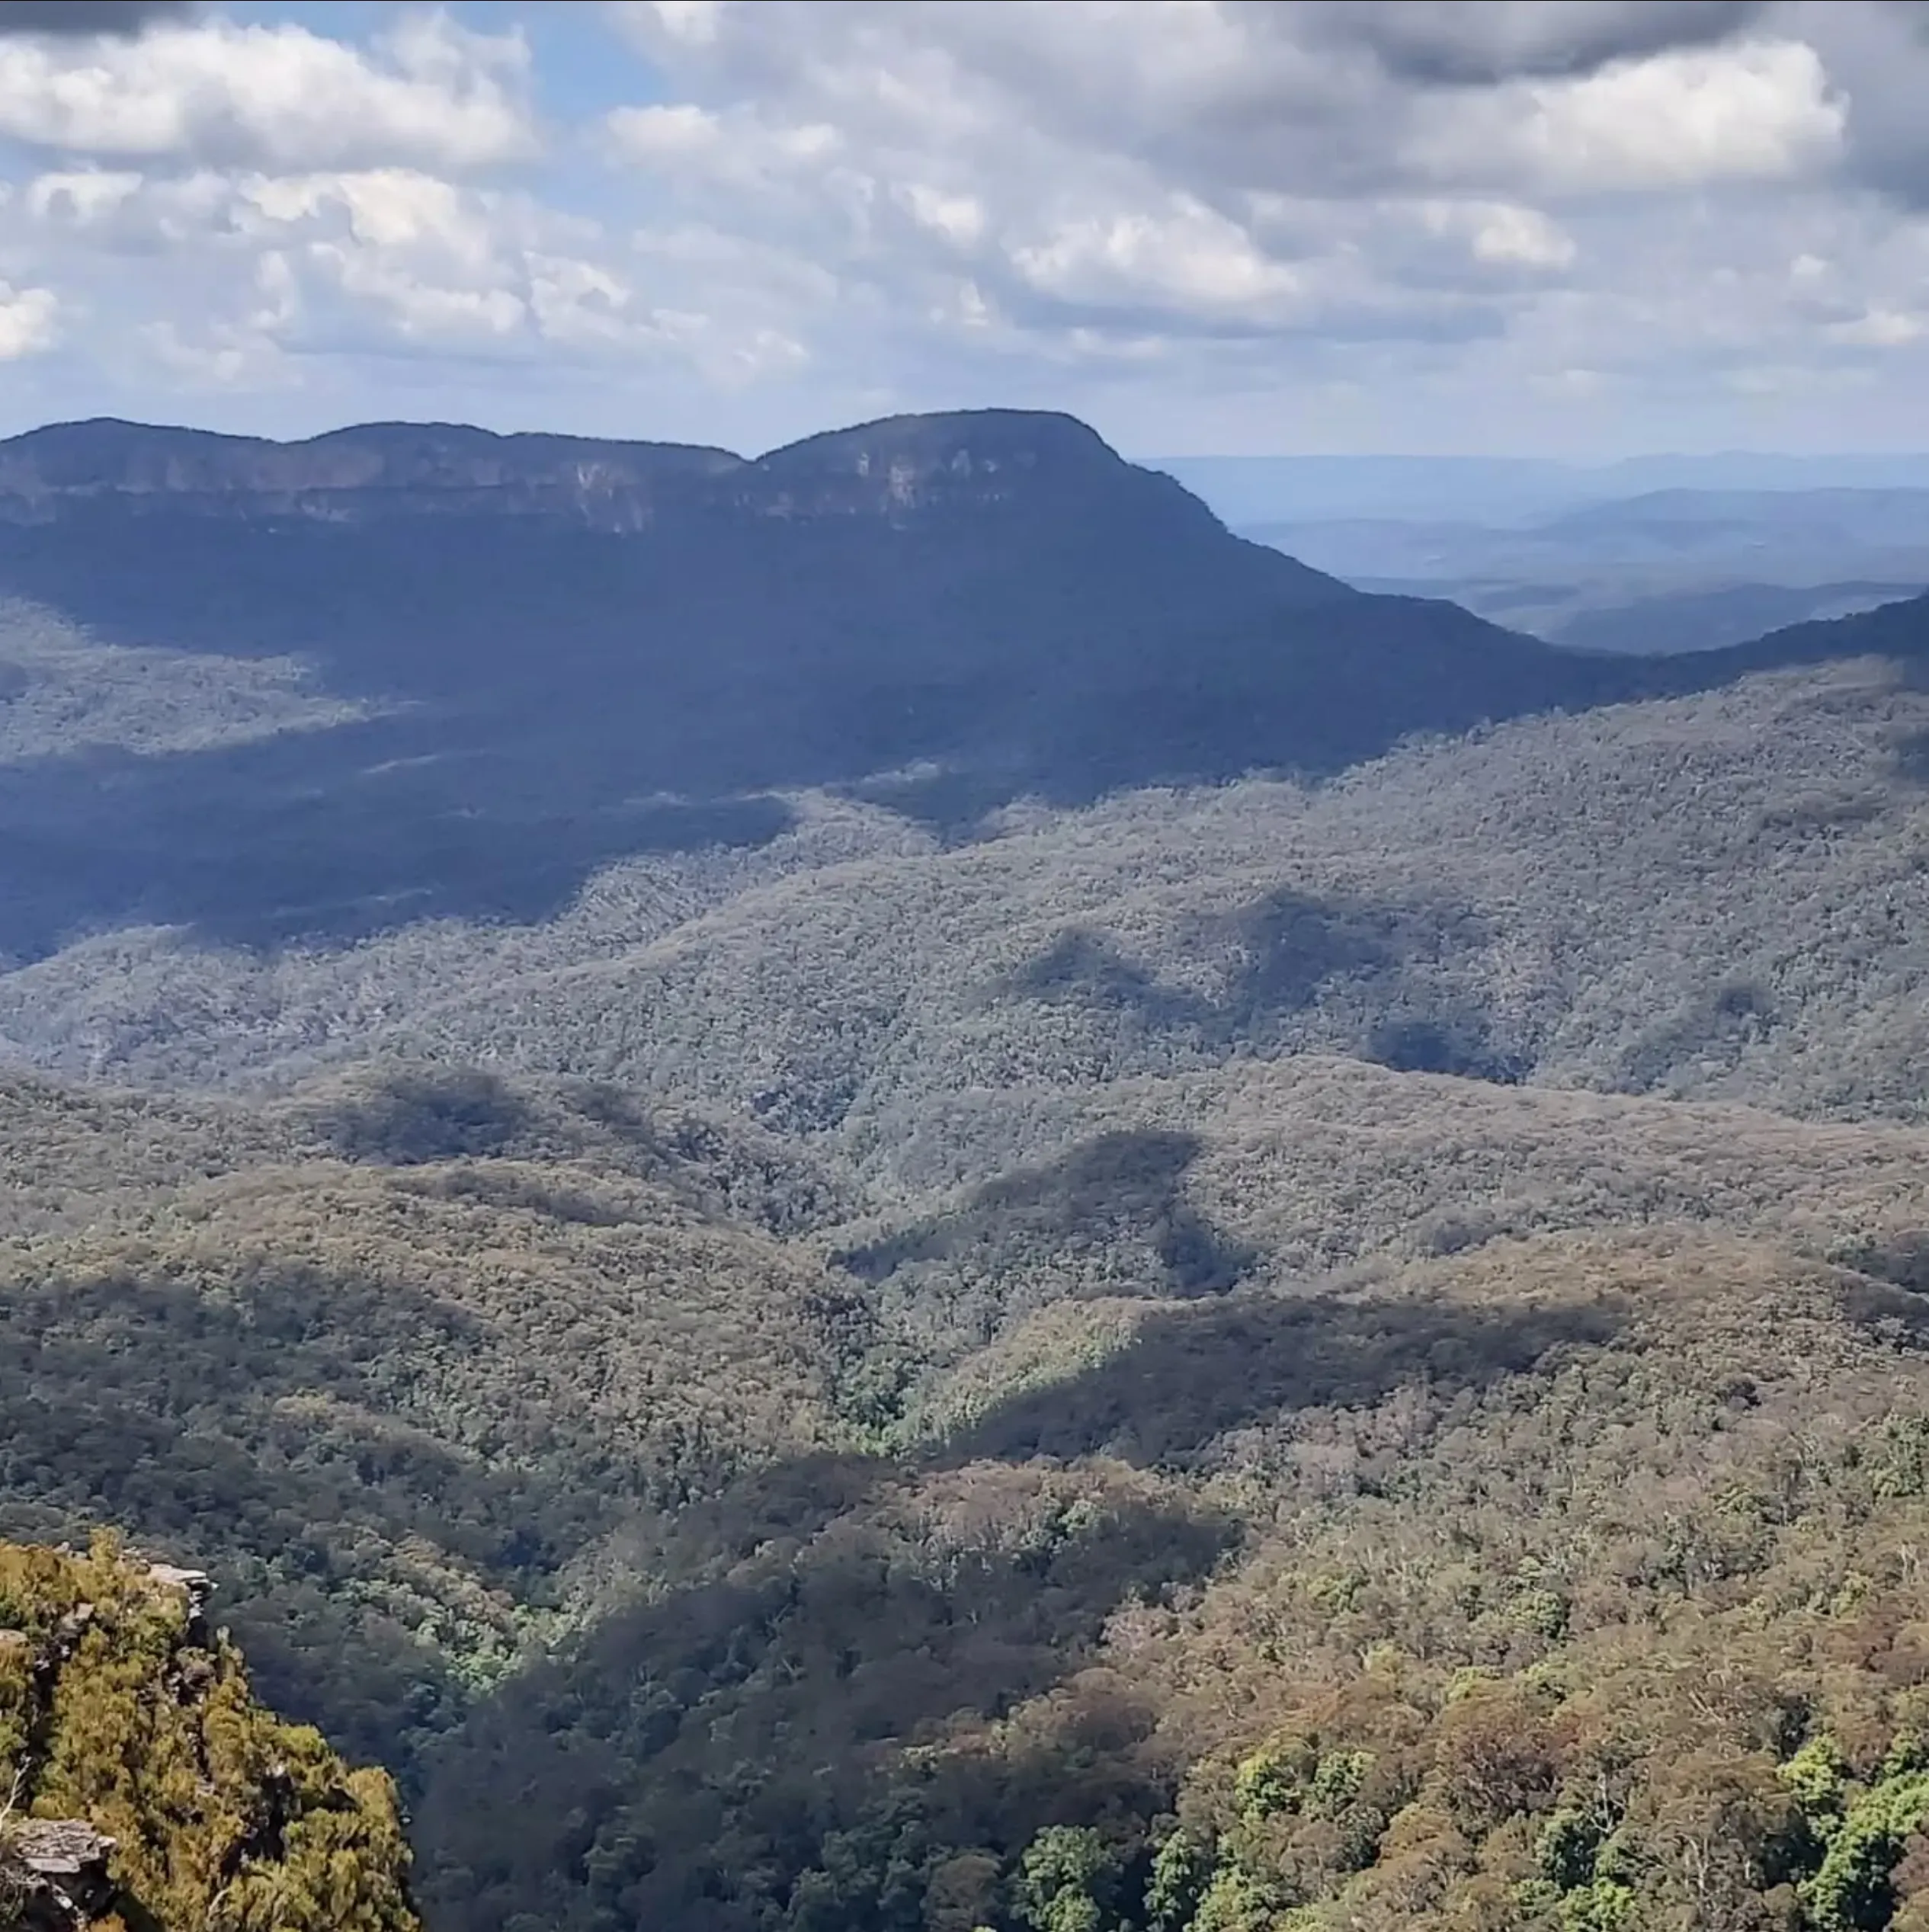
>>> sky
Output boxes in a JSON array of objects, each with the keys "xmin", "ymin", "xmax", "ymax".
[{"xmin": 1, "ymin": 0, "xmax": 1928, "ymax": 457}]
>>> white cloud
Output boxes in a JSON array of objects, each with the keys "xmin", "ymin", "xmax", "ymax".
[
  {"xmin": 0, "ymin": 10, "xmax": 535, "ymax": 171},
  {"xmin": 605, "ymin": 101, "xmax": 843, "ymax": 186},
  {"xmin": 0, "ymin": 281, "xmax": 57, "ymax": 357},
  {"xmin": 1469, "ymin": 204, "xmax": 1578, "ymax": 268},
  {"xmin": 896, "ymin": 182, "xmax": 987, "ymax": 249},
  {"xmin": 1446, "ymin": 38, "xmax": 1847, "ymax": 192},
  {"xmin": 0, "ymin": 145, "xmax": 831, "ymax": 403},
  {"xmin": 647, "ymin": 1, "xmax": 726, "ymax": 48},
  {"xmin": 1010, "ymin": 198, "xmax": 1301, "ymax": 324},
  {"xmin": 1403, "ymin": 199, "xmax": 1578, "ymax": 270},
  {"xmin": 579, "ymin": 0, "xmax": 1929, "ymax": 447},
  {"xmin": 2, "ymin": 0, "xmax": 1928, "ymax": 451},
  {"xmin": 1828, "ymin": 305, "xmax": 1925, "ymax": 346}
]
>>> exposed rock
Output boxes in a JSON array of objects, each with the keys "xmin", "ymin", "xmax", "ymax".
[
  {"xmin": 10, "ymin": 1820, "xmax": 116, "ymax": 1880},
  {"xmin": 0, "ymin": 1537, "xmax": 418, "ymax": 1932},
  {"xmin": 143, "ymin": 1563, "xmax": 211, "ymax": 1638},
  {"xmin": 0, "ymin": 419, "xmax": 742, "ymax": 530},
  {"xmin": 2, "ymin": 1821, "xmax": 117, "ymax": 1930}
]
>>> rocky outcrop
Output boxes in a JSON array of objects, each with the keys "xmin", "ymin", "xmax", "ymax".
[
  {"xmin": 139, "ymin": 1562, "xmax": 211, "ymax": 1641},
  {"xmin": 0, "ymin": 419, "xmax": 741, "ymax": 529},
  {"xmin": 0, "ymin": 1538, "xmax": 418, "ymax": 1932},
  {"xmin": 0, "ymin": 1821, "xmax": 117, "ymax": 1931}
]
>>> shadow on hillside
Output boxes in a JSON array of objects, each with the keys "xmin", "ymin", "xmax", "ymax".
[
  {"xmin": 1836, "ymin": 1235, "xmax": 1929, "ymax": 1347},
  {"xmin": 1005, "ymin": 889, "xmax": 1525, "ymax": 1081},
  {"xmin": 1230, "ymin": 886, "xmax": 1405, "ymax": 1022},
  {"xmin": 404, "ymin": 1280, "xmax": 1623, "ymax": 1931},
  {"xmin": 1611, "ymin": 980, "xmax": 1778, "ymax": 1094},
  {"xmin": 0, "ymin": 1257, "xmax": 620, "ymax": 1768},
  {"xmin": 411, "ymin": 1472, "xmax": 1228, "ymax": 1931},
  {"xmin": 0, "ymin": 711, "xmax": 793, "ymax": 960},
  {"xmin": 834, "ymin": 1127, "xmax": 1259, "ymax": 1299},
  {"xmin": 942, "ymin": 1286, "xmax": 1621, "ymax": 1468},
  {"xmin": 1007, "ymin": 929, "xmax": 1219, "ymax": 1032},
  {"xmin": 3, "ymin": 502, "xmax": 1926, "ymax": 959},
  {"xmin": 1007, "ymin": 890, "xmax": 1409, "ymax": 1037},
  {"xmin": 306, "ymin": 1066, "xmax": 540, "ymax": 1163},
  {"xmin": 1837, "ymin": 1231, "xmax": 1929, "ymax": 1296}
]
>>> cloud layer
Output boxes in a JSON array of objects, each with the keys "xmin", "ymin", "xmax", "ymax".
[{"xmin": 1, "ymin": 0, "xmax": 1926, "ymax": 453}]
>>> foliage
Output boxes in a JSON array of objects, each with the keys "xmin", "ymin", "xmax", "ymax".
[
  {"xmin": 6, "ymin": 659, "xmax": 1929, "ymax": 1139},
  {"xmin": 0, "ymin": 1533, "xmax": 417, "ymax": 1932},
  {"xmin": 6, "ymin": 654, "xmax": 1929, "ymax": 1930}
]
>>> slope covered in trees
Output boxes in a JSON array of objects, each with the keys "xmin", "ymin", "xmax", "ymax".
[
  {"xmin": 2, "ymin": 409, "xmax": 1925, "ymax": 960},
  {"xmin": 0, "ymin": 1536, "xmax": 416, "ymax": 1932},
  {"xmin": 7, "ymin": 656, "xmax": 1925, "ymax": 1127},
  {"xmin": 5, "ymin": 411, "xmax": 1929, "ymax": 1930},
  {"xmin": 8, "ymin": 1046, "xmax": 1929, "ymax": 1928}
]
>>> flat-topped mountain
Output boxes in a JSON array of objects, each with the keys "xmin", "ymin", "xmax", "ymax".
[
  {"xmin": 0, "ymin": 405, "xmax": 1924, "ymax": 959},
  {"xmin": 0, "ymin": 417, "xmax": 740, "ymax": 528},
  {"xmin": 0, "ymin": 409, "xmax": 1267, "ymax": 535},
  {"xmin": 9, "ymin": 412, "xmax": 1929, "ymax": 1932},
  {"xmin": 0, "ymin": 408, "xmax": 1555, "ymax": 953}
]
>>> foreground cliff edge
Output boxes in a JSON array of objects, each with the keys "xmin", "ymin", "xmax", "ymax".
[{"xmin": 0, "ymin": 1536, "xmax": 417, "ymax": 1932}]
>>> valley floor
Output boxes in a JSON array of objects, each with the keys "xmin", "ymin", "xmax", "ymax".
[{"xmin": 6, "ymin": 658, "xmax": 1929, "ymax": 1930}]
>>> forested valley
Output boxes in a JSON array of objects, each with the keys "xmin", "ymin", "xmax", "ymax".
[{"xmin": 4, "ymin": 412, "xmax": 1929, "ymax": 1931}]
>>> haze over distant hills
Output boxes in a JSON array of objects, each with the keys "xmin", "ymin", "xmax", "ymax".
[
  {"xmin": 1155, "ymin": 450, "xmax": 1929, "ymax": 527},
  {"xmin": 1184, "ymin": 453, "xmax": 1929, "ymax": 657}
]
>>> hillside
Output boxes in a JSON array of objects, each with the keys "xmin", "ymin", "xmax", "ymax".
[
  {"xmin": 0, "ymin": 1536, "xmax": 417, "ymax": 1932},
  {"xmin": 5, "ymin": 413, "xmax": 1927, "ymax": 966},
  {"xmin": 0, "ymin": 409, "xmax": 1653, "ymax": 957},
  {"xmin": 5, "ymin": 408, "xmax": 1929, "ymax": 1930},
  {"xmin": 6, "ymin": 655, "xmax": 1925, "ymax": 1127},
  {"xmin": 8, "ymin": 1052, "xmax": 1929, "ymax": 1928}
]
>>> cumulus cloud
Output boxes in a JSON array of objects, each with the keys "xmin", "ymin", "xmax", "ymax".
[
  {"xmin": 3, "ymin": 0, "xmax": 1929, "ymax": 452},
  {"xmin": 0, "ymin": 280, "xmax": 57, "ymax": 355},
  {"xmin": 0, "ymin": 8, "xmax": 535, "ymax": 170},
  {"xmin": 1296, "ymin": 1, "xmax": 1770, "ymax": 86},
  {"xmin": 6, "ymin": 151, "xmax": 818, "ymax": 401},
  {"xmin": 1408, "ymin": 37, "xmax": 1846, "ymax": 192},
  {"xmin": 1786, "ymin": 0, "xmax": 1929, "ymax": 207},
  {"xmin": 600, "ymin": 0, "xmax": 1821, "ymax": 353},
  {"xmin": 575, "ymin": 0, "xmax": 1929, "ymax": 448}
]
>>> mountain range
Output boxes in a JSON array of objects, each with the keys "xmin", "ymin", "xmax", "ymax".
[
  {"xmin": 1239, "ymin": 480, "xmax": 1929, "ymax": 657},
  {"xmin": 2, "ymin": 410, "xmax": 1926, "ymax": 963},
  {"xmin": 8, "ymin": 407, "xmax": 1929, "ymax": 1932}
]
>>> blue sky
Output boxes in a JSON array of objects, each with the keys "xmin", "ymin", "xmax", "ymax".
[{"xmin": 1, "ymin": 0, "xmax": 1927, "ymax": 457}]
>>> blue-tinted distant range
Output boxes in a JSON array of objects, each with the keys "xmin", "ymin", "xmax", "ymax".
[{"xmin": 1158, "ymin": 452, "xmax": 1929, "ymax": 652}]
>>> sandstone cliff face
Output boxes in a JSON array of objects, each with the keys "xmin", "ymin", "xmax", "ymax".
[
  {"xmin": 0, "ymin": 410, "xmax": 1186, "ymax": 532},
  {"xmin": 0, "ymin": 420, "xmax": 740, "ymax": 530}
]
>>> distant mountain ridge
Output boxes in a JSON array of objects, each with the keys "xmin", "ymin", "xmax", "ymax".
[
  {"xmin": 0, "ymin": 405, "xmax": 1925, "ymax": 956},
  {"xmin": 0, "ymin": 409, "xmax": 1277, "ymax": 536},
  {"xmin": 0, "ymin": 416, "xmax": 739, "ymax": 528}
]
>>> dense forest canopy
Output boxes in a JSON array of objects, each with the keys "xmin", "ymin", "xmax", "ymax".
[
  {"xmin": 4, "ymin": 409, "xmax": 1929, "ymax": 1931},
  {"xmin": 0, "ymin": 412, "xmax": 1924, "ymax": 957},
  {"xmin": 8, "ymin": 1046, "xmax": 1929, "ymax": 1931}
]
